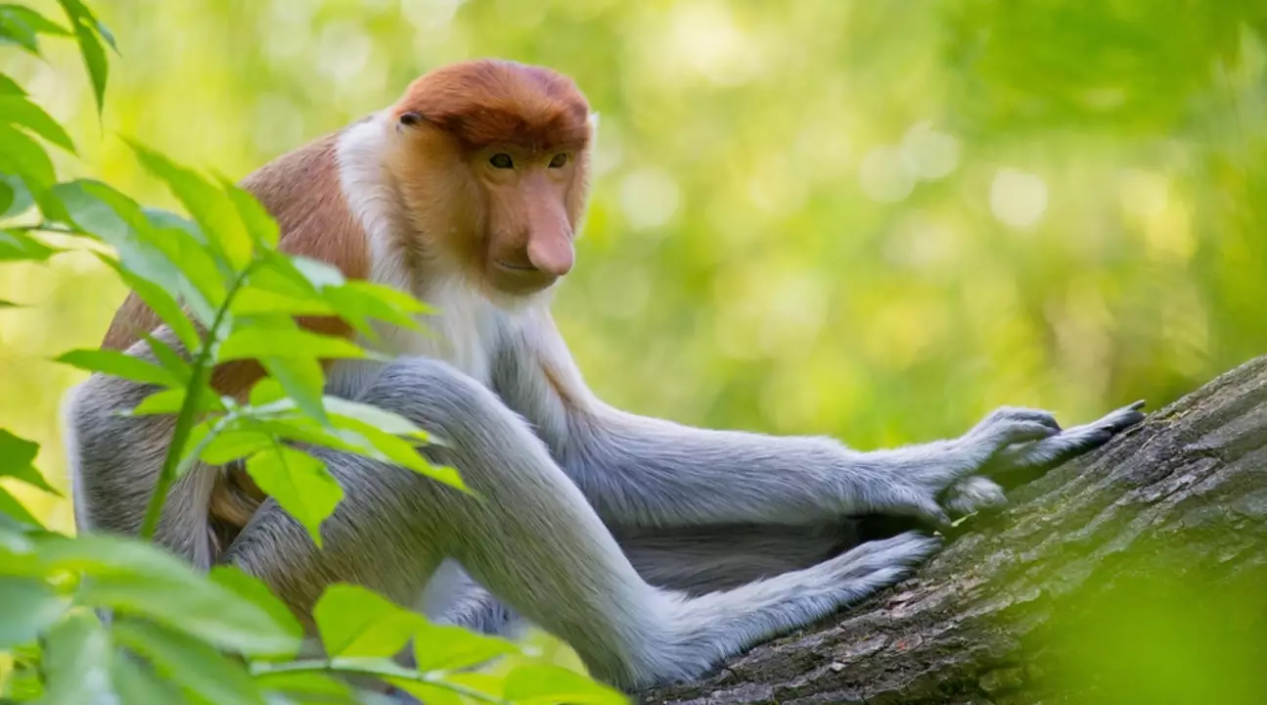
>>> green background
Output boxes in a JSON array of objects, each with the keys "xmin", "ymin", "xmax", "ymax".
[{"xmin": 2, "ymin": 0, "xmax": 1265, "ymax": 638}]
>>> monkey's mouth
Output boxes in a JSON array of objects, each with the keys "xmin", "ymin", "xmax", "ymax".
[
  {"xmin": 493, "ymin": 260, "xmax": 539, "ymax": 272},
  {"xmin": 489, "ymin": 260, "xmax": 558, "ymax": 296}
]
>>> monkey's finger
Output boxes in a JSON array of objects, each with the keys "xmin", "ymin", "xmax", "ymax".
[{"xmin": 915, "ymin": 499, "xmax": 952, "ymax": 530}]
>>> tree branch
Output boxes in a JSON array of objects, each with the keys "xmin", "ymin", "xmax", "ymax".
[{"xmin": 640, "ymin": 356, "xmax": 1267, "ymax": 705}]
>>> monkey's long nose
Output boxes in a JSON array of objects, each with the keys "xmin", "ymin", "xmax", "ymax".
[{"xmin": 527, "ymin": 235, "xmax": 574, "ymax": 277}]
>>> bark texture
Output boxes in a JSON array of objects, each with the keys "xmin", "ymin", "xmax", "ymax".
[{"xmin": 640, "ymin": 356, "xmax": 1267, "ymax": 705}]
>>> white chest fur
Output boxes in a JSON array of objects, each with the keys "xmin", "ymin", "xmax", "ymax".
[{"xmin": 325, "ymin": 114, "xmax": 508, "ymax": 399}]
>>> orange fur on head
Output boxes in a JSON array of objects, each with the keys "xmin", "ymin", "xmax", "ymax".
[
  {"xmin": 394, "ymin": 59, "xmax": 591, "ymax": 153},
  {"xmin": 387, "ymin": 59, "xmax": 595, "ymax": 297}
]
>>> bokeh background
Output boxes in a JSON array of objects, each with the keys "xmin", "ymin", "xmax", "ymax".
[{"xmin": 2, "ymin": 0, "xmax": 1266, "ymax": 672}]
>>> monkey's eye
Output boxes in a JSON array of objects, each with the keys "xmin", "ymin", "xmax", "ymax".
[
  {"xmin": 549, "ymin": 153, "xmax": 569, "ymax": 168},
  {"xmin": 489, "ymin": 153, "xmax": 514, "ymax": 169}
]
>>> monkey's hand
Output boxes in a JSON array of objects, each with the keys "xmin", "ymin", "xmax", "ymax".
[
  {"xmin": 941, "ymin": 400, "xmax": 1147, "ymax": 517},
  {"xmin": 859, "ymin": 406, "xmax": 1061, "ymax": 526}
]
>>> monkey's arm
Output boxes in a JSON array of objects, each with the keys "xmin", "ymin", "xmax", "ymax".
[{"xmin": 494, "ymin": 311, "xmax": 1144, "ymax": 530}]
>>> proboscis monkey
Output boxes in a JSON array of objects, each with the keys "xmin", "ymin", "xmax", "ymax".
[{"xmin": 64, "ymin": 59, "xmax": 1145, "ymax": 691}]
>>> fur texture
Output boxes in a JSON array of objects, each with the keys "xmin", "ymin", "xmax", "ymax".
[{"xmin": 65, "ymin": 59, "xmax": 1147, "ymax": 692}]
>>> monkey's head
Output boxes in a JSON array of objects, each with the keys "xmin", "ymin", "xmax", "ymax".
[{"xmin": 387, "ymin": 59, "xmax": 593, "ymax": 299}]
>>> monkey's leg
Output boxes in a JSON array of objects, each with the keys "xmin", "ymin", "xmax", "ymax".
[
  {"xmin": 63, "ymin": 333, "xmax": 221, "ymax": 568},
  {"xmin": 224, "ymin": 357, "xmax": 940, "ymax": 690}
]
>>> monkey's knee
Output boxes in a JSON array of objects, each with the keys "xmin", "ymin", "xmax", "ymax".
[{"xmin": 359, "ymin": 357, "xmax": 516, "ymax": 444}]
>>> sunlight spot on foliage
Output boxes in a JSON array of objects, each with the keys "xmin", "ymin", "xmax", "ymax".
[
  {"xmin": 1051, "ymin": 278, "xmax": 1113, "ymax": 400},
  {"xmin": 900, "ymin": 122, "xmax": 961, "ymax": 181},
  {"xmin": 990, "ymin": 168, "xmax": 1048, "ymax": 228},
  {"xmin": 792, "ymin": 97, "xmax": 856, "ymax": 182},
  {"xmin": 1119, "ymin": 169, "xmax": 1170, "ymax": 219},
  {"xmin": 401, "ymin": 0, "xmax": 467, "ymax": 30},
  {"xmin": 1120, "ymin": 171, "xmax": 1194, "ymax": 263},
  {"xmin": 859, "ymin": 146, "xmax": 914, "ymax": 203},
  {"xmin": 757, "ymin": 271, "xmax": 827, "ymax": 359},
  {"xmin": 665, "ymin": 1, "xmax": 762, "ymax": 86},
  {"xmin": 264, "ymin": 0, "xmax": 314, "ymax": 60},
  {"xmin": 316, "ymin": 21, "xmax": 373, "ymax": 88},
  {"xmin": 252, "ymin": 93, "xmax": 306, "ymax": 156},
  {"xmin": 619, "ymin": 167, "xmax": 679, "ymax": 230},
  {"xmin": 1143, "ymin": 197, "xmax": 1195, "ymax": 263},
  {"xmin": 746, "ymin": 154, "xmax": 807, "ymax": 215},
  {"xmin": 862, "ymin": 298, "xmax": 946, "ymax": 371},
  {"xmin": 883, "ymin": 215, "xmax": 960, "ymax": 270},
  {"xmin": 592, "ymin": 121, "xmax": 624, "ymax": 177}
]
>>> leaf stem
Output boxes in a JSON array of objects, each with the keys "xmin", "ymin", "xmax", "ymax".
[
  {"xmin": 6, "ymin": 221, "xmax": 80, "ymax": 234},
  {"xmin": 139, "ymin": 260, "xmax": 257, "ymax": 539},
  {"xmin": 251, "ymin": 658, "xmax": 512, "ymax": 705}
]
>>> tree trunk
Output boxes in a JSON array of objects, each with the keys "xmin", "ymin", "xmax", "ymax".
[{"xmin": 639, "ymin": 356, "xmax": 1267, "ymax": 705}]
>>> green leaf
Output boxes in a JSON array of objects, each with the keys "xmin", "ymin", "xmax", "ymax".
[
  {"xmin": 503, "ymin": 664, "xmax": 628, "ymax": 705},
  {"xmin": 389, "ymin": 681, "xmax": 465, "ymax": 705},
  {"xmin": 141, "ymin": 334, "xmax": 194, "ymax": 384},
  {"xmin": 111, "ymin": 650, "xmax": 190, "ymax": 705},
  {"xmin": 331, "ymin": 419, "xmax": 463, "ymax": 491},
  {"xmin": 0, "ymin": 297, "xmax": 21, "ymax": 307},
  {"xmin": 125, "ymin": 139, "xmax": 253, "ymax": 269},
  {"xmin": 0, "ymin": 228, "xmax": 59, "ymax": 261},
  {"xmin": 235, "ymin": 409, "xmax": 463, "ymax": 493},
  {"xmin": 41, "ymin": 610, "xmax": 118, "ymax": 705},
  {"xmin": 314, "ymin": 584, "xmax": 426, "ymax": 658},
  {"xmin": 254, "ymin": 672, "xmax": 355, "ymax": 704},
  {"xmin": 128, "ymin": 386, "xmax": 223, "ymax": 416},
  {"xmin": 245, "ymin": 445, "xmax": 343, "ymax": 547},
  {"xmin": 411, "ymin": 623, "xmax": 519, "ymax": 672},
  {"xmin": 56, "ymin": 349, "xmax": 184, "ymax": 388},
  {"xmin": 113, "ymin": 617, "xmax": 266, "ymax": 705},
  {"xmin": 219, "ymin": 326, "xmax": 369, "ymax": 362},
  {"xmin": 0, "ymin": 121, "xmax": 53, "ymax": 185},
  {"xmin": 0, "ymin": 94, "xmax": 75, "ymax": 153},
  {"xmin": 248, "ymin": 377, "xmax": 289, "ymax": 406},
  {"xmin": 143, "ymin": 216, "xmax": 226, "ymax": 323},
  {"xmin": 195, "ymin": 429, "xmax": 271, "ymax": 464},
  {"xmin": 289, "ymin": 256, "xmax": 346, "ymax": 289},
  {"xmin": 260, "ymin": 356, "xmax": 328, "ymax": 422},
  {"xmin": 324, "ymin": 397, "xmax": 430, "ymax": 440},
  {"xmin": 231, "ymin": 286, "xmax": 335, "ymax": 317},
  {"xmin": 0, "ymin": 429, "xmax": 59, "ymax": 495},
  {"xmin": 1, "ymin": 172, "xmax": 33, "ymax": 218},
  {"xmin": 322, "ymin": 280, "xmax": 431, "ymax": 340},
  {"xmin": 0, "ymin": 72, "xmax": 23, "ymax": 95},
  {"xmin": 53, "ymin": 181, "xmax": 185, "ymax": 295},
  {"xmin": 0, "ymin": 5, "xmax": 69, "ymax": 56},
  {"xmin": 37, "ymin": 534, "xmax": 301, "ymax": 656},
  {"xmin": 56, "ymin": 0, "xmax": 111, "ymax": 116},
  {"xmin": 96, "ymin": 254, "xmax": 202, "ymax": 352},
  {"xmin": 0, "ymin": 577, "xmax": 69, "ymax": 648},
  {"xmin": 0, "ymin": 486, "xmax": 42, "ymax": 527},
  {"xmin": 221, "ymin": 177, "xmax": 279, "ymax": 248},
  {"xmin": 207, "ymin": 566, "xmax": 304, "ymax": 646}
]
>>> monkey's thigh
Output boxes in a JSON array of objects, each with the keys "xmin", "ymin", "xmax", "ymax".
[{"xmin": 222, "ymin": 357, "xmax": 660, "ymax": 678}]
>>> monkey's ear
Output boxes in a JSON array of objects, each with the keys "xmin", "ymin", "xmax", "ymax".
[
  {"xmin": 399, "ymin": 111, "xmax": 426, "ymax": 127},
  {"xmin": 586, "ymin": 111, "xmax": 600, "ymax": 149}
]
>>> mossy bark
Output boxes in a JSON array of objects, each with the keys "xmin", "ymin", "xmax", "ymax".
[{"xmin": 640, "ymin": 357, "xmax": 1267, "ymax": 705}]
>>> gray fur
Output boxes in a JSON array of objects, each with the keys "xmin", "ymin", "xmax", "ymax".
[
  {"xmin": 65, "ymin": 314, "xmax": 1144, "ymax": 690},
  {"xmin": 219, "ymin": 357, "xmax": 941, "ymax": 689}
]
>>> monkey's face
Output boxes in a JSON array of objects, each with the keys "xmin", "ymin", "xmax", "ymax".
[
  {"xmin": 389, "ymin": 125, "xmax": 592, "ymax": 299},
  {"xmin": 472, "ymin": 144, "xmax": 586, "ymax": 295},
  {"xmin": 388, "ymin": 59, "xmax": 594, "ymax": 298}
]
